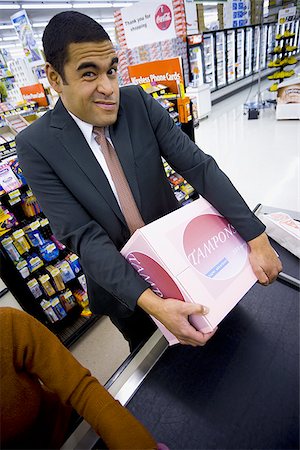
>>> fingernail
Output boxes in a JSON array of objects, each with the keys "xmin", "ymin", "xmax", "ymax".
[{"xmin": 202, "ymin": 305, "xmax": 209, "ymax": 314}]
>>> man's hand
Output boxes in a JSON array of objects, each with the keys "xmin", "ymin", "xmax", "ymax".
[
  {"xmin": 137, "ymin": 288, "xmax": 217, "ymax": 347},
  {"xmin": 248, "ymin": 232, "xmax": 282, "ymax": 285}
]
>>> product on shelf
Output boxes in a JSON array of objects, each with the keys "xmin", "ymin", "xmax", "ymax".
[
  {"xmin": 39, "ymin": 274, "xmax": 56, "ymax": 297},
  {"xmin": 78, "ymin": 274, "xmax": 87, "ymax": 292},
  {"xmin": 270, "ymin": 82, "xmax": 279, "ymax": 92},
  {"xmin": 16, "ymin": 259, "xmax": 30, "ymax": 279},
  {"xmin": 174, "ymin": 190, "xmax": 186, "ymax": 202},
  {"xmin": 0, "ymin": 205, "xmax": 18, "ymax": 236},
  {"xmin": 5, "ymin": 115, "xmax": 28, "ymax": 133},
  {"xmin": 39, "ymin": 240, "xmax": 59, "ymax": 262},
  {"xmin": 180, "ymin": 183, "xmax": 194, "ymax": 196},
  {"xmin": 285, "ymin": 45, "xmax": 297, "ymax": 52},
  {"xmin": 21, "ymin": 192, "xmax": 42, "ymax": 217},
  {"xmin": 12, "ymin": 229, "xmax": 31, "ymax": 255},
  {"xmin": 65, "ymin": 253, "xmax": 82, "ymax": 274},
  {"xmin": 59, "ymin": 289, "xmax": 77, "ymax": 312},
  {"xmin": 50, "ymin": 234, "xmax": 66, "ymax": 250},
  {"xmin": 39, "ymin": 217, "xmax": 52, "ymax": 239},
  {"xmin": 0, "ymin": 130, "xmax": 15, "ymax": 143},
  {"xmin": 40, "ymin": 299, "xmax": 60, "ymax": 323},
  {"xmin": 51, "ymin": 296, "xmax": 67, "ymax": 319},
  {"xmin": 27, "ymin": 278, "xmax": 43, "ymax": 299},
  {"xmin": 269, "ymin": 22, "xmax": 298, "ymax": 92},
  {"xmin": 0, "ymin": 163, "xmax": 22, "ymax": 194},
  {"xmin": 56, "ymin": 260, "xmax": 76, "ymax": 283},
  {"xmin": 45, "ymin": 265, "xmax": 65, "ymax": 292},
  {"xmin": 27, "ymin": 253, "xmax": 44, "ymax": 272},
  {"xmin": 7, "ymin": 157, "xmax": 27, "ymax": 186},
  {"xmin": 73, "ymin": 289, "xmax": 91, "ymax": 316},
  {"xmin": 169, "ymin": 173, "xmax": 184, "ymax": 186},
  {"xmin": 1, "ymin": 236, "xmax": 21, "ymax": 262}
]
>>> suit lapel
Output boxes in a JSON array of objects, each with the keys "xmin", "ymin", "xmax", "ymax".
[{"xmin": 50, "ymin": 99, "xmax": 126, "ymax": 226}]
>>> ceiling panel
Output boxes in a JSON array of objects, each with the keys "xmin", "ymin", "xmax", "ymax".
[{"xmin": 0, "ymin": 1, "xmax": 139, "ymax": 45}]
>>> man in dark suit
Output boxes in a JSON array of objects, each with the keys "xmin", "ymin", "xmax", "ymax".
[{"xmin": 16, "ymin": 11, "xmax": 282, "ymax": 351}]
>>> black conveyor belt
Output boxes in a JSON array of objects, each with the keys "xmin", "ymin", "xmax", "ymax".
[{"xmin": 126, "ymin": 243, "xmax": 299, "ymax": 449}]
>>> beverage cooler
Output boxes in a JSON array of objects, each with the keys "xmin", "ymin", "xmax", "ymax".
[
  {"xmin": 187, "ymin": 20, "xmax": 300, "ymax": 93},
  {"xmin": 187, "ymin": 34, "xmax": 212, "ymax": 121}
]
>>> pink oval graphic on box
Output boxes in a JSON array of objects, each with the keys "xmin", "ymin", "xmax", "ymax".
[
  {"xmin": 126, "ymin": 251, "xmax": 184, "ymax": 301},
  {"xmin": 155, "ymin": 4, "xmax": 172, "ymax": 31},
  {"xmin": 183, "ymin": 214, "xmax": 248, "ymax": 280}
]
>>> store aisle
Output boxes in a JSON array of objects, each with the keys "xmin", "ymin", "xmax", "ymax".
[
  {"xmin": 195, "ymin": 79, "xmax": 300, "ymax": 212},
  {"xmin": 1, "ymin": 80, "xmax": 299, "ymax": 385}
]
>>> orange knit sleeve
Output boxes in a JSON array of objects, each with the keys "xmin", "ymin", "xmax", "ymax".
[{"xmin": 8, "ymin": 308, "xmax": 157, "ymax": 449}]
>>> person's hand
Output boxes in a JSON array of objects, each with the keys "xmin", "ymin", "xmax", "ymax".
[
  {"xmin": 248, "ymin": 232, "xmax": 282, "ymax": 285},
  {"xmin": 157, "ymin": 443, "xmax": 170, "ymax": 450},
  {"xmin": 137, "ymin": 289, "xmax": 217, "ymax": 347}
]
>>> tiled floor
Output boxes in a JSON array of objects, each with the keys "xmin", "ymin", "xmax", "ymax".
[{"xmin": 1, "ymin": 78, "xmax": 299, "ymax": 384}]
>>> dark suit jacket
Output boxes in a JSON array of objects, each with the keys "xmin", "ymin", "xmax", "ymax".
[{"xmin": 16, "ymin": 85, "xmax": 265, "ymax": 318}]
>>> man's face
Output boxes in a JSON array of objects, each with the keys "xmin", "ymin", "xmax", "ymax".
[{"xmin": 49, "ymin": 40, "xmax": 120, "ymax": 127}]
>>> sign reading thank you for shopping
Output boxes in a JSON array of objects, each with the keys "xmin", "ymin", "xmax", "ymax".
[{"xmin": 121, "ymin": 0, "xmax": 176, "ymax": 49}]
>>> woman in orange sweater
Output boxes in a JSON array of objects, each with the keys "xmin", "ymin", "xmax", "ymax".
[{"xmin": 0, "ymin": 307, "xmax": 165, "ymax": 449}]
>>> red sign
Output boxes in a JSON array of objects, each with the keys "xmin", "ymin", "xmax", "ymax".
[
  {"xmin": 20, "ymin": 83, "xmax": 48, "ymax": 107},
  {"xmin": 155, "ymin": 4, "xmax": 172, "ymax": 31},
  {"xmin": 188, "ymin": 34, "xmax": 203, "ymax": 46}
]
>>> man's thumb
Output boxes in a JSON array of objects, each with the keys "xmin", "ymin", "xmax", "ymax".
[{"xmin": 185, "ymin": 303, "xmax": 209, "ymax": 316}]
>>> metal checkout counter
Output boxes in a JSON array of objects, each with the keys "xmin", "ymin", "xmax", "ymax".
[{"xmin": 63, "ymin": 206, "xmax": 299, "ymax": 450}]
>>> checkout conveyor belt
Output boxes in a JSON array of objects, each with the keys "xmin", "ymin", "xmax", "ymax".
[{"xmin": 63, "ymin": 219, "xmax": 299, "ymax": 450}]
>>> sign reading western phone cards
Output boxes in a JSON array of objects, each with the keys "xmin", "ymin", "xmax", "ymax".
[
  {"xmin": 121, "ymin": 0, "xmax": 176, "ymax": 49},
  {"xmin": 128, "ymin": 57, "xmax": 184, "ymax": 94}
]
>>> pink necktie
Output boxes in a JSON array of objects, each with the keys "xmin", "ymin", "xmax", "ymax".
[{"xmin": 93, "ymin": 127, "xmax": 145, "ymax": 235}]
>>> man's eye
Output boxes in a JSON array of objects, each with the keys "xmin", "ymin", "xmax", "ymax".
[
  {"xmin": 83, "ymin": 71, "xmax": 96, "ymax": 78},
  {"xmin": 107, "ymin": 67, "xmax": 118, "ymax": 76}
]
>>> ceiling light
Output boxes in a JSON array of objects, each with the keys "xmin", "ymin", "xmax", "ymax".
[
  {"xmin": 0, "ymin": 43, "xmax": 20, "ymax": 48},
  {"xmin": 32, "ymin": 22, "xmax": 48, "ymax": 27},
  {"xmin": 112, "ymin": 2, "xmax": 133, "ymax": 6},
  {"xmin": 74, "ymin": 3, "xmax": 112, "ymax": 7},
  {"xmin": 0, "ymin": 4, "xmax": 21, "ymax": 9},
  {"xmin": 3, "ymin": 36, "xmax": 19, "ymax": 41},
  {"xmin": 21, "ymin": 3, "xmax": 73, "ymax": 9},
  {"xmin": 74, "ymin": 2, "xmax": 109, "ymax": 7},
  {"xmin": 97, "ymin": 18, "xmax": 115, "ymax": 23},
  {"xmin": 0, "ymin": 24, "xmax": 14, "ymax": 29}
]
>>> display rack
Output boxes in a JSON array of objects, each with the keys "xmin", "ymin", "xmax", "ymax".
[
  {"xmin": 198, "ymin": 19, "xmax": 299, "ymax": 92},
  {"xmin": 0, "ymin": 106, "xmax": 100, "ymax": 347},
  {"xmin": 268, "ymin": 27, "xmax": 298, "ymax": 92}
]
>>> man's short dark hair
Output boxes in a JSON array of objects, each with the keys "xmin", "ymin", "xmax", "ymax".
[{"xmin": 42, "ymin": 11, "xmax": 111, "ymax": 82}]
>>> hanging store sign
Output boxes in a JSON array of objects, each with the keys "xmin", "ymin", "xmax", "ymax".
[
  {"xmin": 120, "ymin": 0, "xmax": 176, "ymax": 49},
  {"xmin": 278, "ymin": 7, "xmax": 296, "ymax": 25},
  {"xmin": 128, "ymin": 57, "xmax": 184, "ymax": 94},
  {"xmin": 184, "ymin": 0, "xmax": 199, "ymax": 35},
  {"xmin": 11, "ymin": 10, "xmax": 44, "ymax": 67},
  {"xmin": 20, "ymin": 83, "xmax": 48, "ymax": 107}
]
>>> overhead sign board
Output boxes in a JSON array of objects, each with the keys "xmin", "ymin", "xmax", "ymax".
[{"xmin": 121, "ymin": 0, "xmax": 176, "ymax": 49}]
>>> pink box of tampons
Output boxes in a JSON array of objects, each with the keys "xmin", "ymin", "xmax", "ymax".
[{"xmin": 121, "ymin": 197, "xmax": 257, "ymax": 345}]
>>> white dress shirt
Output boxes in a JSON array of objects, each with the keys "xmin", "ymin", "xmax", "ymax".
[{"xmin": 67, "ymin": 110, "xmax": 121, "ymax": 207}]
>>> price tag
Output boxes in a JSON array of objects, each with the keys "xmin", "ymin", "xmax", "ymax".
[{"xmin": 8, "ymin": 189, "xmax": 21, "ymax": 199}]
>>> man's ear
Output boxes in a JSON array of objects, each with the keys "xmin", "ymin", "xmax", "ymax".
[{"xmin": 45, "ymin": 62, "xmax": 64, "ymax": 94}]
